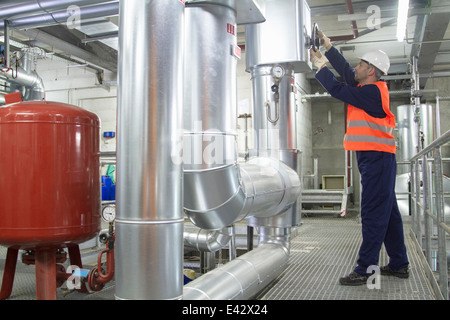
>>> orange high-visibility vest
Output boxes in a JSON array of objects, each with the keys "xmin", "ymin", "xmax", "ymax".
[{"xmin": 343, "ymin": 81, "xmax": 396, "ymax": 154}]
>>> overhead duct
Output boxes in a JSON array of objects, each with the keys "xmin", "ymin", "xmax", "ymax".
[
  {"xmin": 115, "ymin": 0, "xmax": 184, "ymax": 300},
  {"xmin": 0, "ymin": 2, "xmax": 119, "ymax": 31},
  {"xmin": 0, "ymin": 0, "xmax": 111, "ymax": 20}
]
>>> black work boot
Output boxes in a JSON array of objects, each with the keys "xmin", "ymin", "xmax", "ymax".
[
  {"xmin": 380, "ymin": 265, "xmax": 409, "ymax": 278},
  {"xmin": 339, "ymin": 271, "xmax": 369, "ymax": 286}
]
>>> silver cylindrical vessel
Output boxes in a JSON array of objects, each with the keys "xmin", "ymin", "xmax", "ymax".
[
  {"xmin": 396, "ymin": 104, "xmax": 434, "ymax": 173},
  {"xmin": 250, "ymin": 65, "xmax": 297, "ymax": 152},
  {"xmin": 115, "ymin": 0, "xmax": 184, "ymax": 300}
]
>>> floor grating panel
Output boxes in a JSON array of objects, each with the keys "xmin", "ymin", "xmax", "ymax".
[{"xmin": 258, "ymin": 215, "xmax": 437, "ymax": 300}]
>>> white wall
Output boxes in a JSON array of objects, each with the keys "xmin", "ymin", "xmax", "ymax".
[{"xmin": 36, "ymin": 56, "xmax": 118, "ymax": 153}]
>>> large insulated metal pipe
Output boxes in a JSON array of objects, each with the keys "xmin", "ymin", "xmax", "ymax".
[
  {"xmin": 183, "ymin": 242, "xmax": 289, "ymax": 300},
  {"xmin": 115, "ymin": 0, "xmax": 185, "ymax": 300},
  {"xmin": 183, "ymin": 1, "xmax": 301, "ymax": 231}
]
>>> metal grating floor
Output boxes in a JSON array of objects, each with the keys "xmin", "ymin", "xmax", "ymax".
[
  {"xmin": 258, "ymin": 214, "xmax": 438, "ymax": 300},
  {"xmin": 0, "ymin": 214, "xmax": 439, "ymax": 300}
]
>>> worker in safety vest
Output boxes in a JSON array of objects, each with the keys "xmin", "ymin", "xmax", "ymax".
[{"xmin": 310, "ymin": 31, "xmax": 409, "ymax": 286}]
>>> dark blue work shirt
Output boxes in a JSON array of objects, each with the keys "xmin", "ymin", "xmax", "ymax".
[{"xmin": 315, "ymin": 46, "xmax": 387, "ymax": 119}]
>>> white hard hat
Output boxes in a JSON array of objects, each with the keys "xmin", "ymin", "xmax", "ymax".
[{"xmin": 359, "ymin": 49, "xmax": 390, "ymax": 75}]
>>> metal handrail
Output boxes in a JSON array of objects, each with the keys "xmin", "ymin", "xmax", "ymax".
[
  {"xmin": 409, "ymin": 129, "xmax": 450, "ymax": 300},
  {"xmin": 410, "ymin": 130, "xmax": 450, "ymax": 161}
]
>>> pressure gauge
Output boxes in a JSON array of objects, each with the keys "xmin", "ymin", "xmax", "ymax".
[
  {"xmin": 102, "ymin": 205, "xmax": 116, "ymax": 223},
  {"xmin": 272, "ymin": 65, "xmax": 285, "ymax": 78}
]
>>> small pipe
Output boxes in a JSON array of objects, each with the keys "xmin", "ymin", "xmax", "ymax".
[
  {"xmin": 3, "ymin": 20, "xmax": 10, "ymax": 68},
  {"xmin": 345, "ymin": 0, "xmax": 359, "ymax": 39}
]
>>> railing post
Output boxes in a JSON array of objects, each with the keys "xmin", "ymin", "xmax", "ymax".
[
  {"xmin": 422, "ymin": 154, "xmax": 432, "ymax": 266},
  {"xmin": 414, "ymin": 160, "xmax": 422, "ymax": 245},
  {"xmin": 433, "ymin": 148, "xmax": 448, "ymax": 299},
  {"xmin": 409, "ymin": 161, "xmax": 416, "ymax": 230}
]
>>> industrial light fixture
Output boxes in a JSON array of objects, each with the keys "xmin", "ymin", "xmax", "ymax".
[{"xmin": 396, "ymin": 0, "xmax": 409, "ymax": 42}]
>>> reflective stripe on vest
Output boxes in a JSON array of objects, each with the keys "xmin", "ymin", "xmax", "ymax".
[
  {"xmin": 343, "ymin": 81, "xmax": 396, "ymax": 154},
  {"xmin": 347, "ymin": 120, "xmax": 394, "ymax": 135}
]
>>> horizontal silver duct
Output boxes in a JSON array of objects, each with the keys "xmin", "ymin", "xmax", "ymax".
[
  {"xmin": 0, "ymin": 0, "xmax": 111, "ymax": 20},
  {"xmin": 0, "ymin": 2, "xmax": 119, "ymax": 31},
  {"xmin": 183, "ymin": 242, "xmax": 289, "ymax": 300}
]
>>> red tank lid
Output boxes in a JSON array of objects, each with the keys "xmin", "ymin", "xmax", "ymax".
[{"xmin": 0, "ymin": 101, "xmax": 100, "ymax": 126}]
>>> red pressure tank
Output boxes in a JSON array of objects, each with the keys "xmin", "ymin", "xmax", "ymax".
[{"xmin": 0, "ymin": 101, "xmax": 101, "ymax": 249}]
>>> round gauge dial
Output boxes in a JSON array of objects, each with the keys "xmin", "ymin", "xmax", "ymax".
[
  {"xmin": 272, "ymin": 66, "xmax": 285, "ymax": 78},
  {"xmin": 102, "ymin": 205, "xmax": 116, "ymax": 223}
]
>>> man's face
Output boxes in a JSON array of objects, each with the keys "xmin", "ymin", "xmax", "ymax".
[{"xmin": 354, "ymin": 60, "xmax": 373, "ymax": 82}]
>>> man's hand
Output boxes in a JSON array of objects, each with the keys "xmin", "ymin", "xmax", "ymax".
[
  {"xmin": 317, "ymin": 30, "xmax": 332, "ymax": 51},
  {"xmin": 310, "ymin": 48, "xmax": 329, "ymax": 70}
]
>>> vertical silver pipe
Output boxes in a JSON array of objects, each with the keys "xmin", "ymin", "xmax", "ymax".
[
  {"xmin": 414, "ymin": 160, "xmax": 422, "ymax": 244},
  {"xmin": 422, "ymin": 155, "xmax": 432, "ymax": 265},
  {"xmin": 436, "ymin": 96, "xmax": 441, "ymax": 138},
  {"xmin": 409, "ymin": 161, "xmax": 416, "ymax": 230},
  {"xmin": 115, "ymin": 0, "xmax": 185, "ymax": 300},
  {"xmin": 313, "ymin": 156, "xmax": 319, "ymax": 189},
  {"xmin": 4, "ymin": 20, "xmax": 10, "ymax": 68}
]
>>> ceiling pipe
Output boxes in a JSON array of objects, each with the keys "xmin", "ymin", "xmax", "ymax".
[
  {"xmin": 0, "ymin": 2, "xmax": 119, "ymax": 31},
  {"xmin": 345, "ymin": 0, "xmax": 359, "ymax": 39},
  {"xmin": 0, "ymin": 0, "xmax": 111, "ymax": 20},
  {"xmin": 14, "ymin": 28, "xmax": 117, "ymax": 72}
]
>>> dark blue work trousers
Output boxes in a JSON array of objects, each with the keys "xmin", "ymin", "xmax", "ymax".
[{"xmin": 354, "ymin": 151, "xmax": 409, "ymax": 275}]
